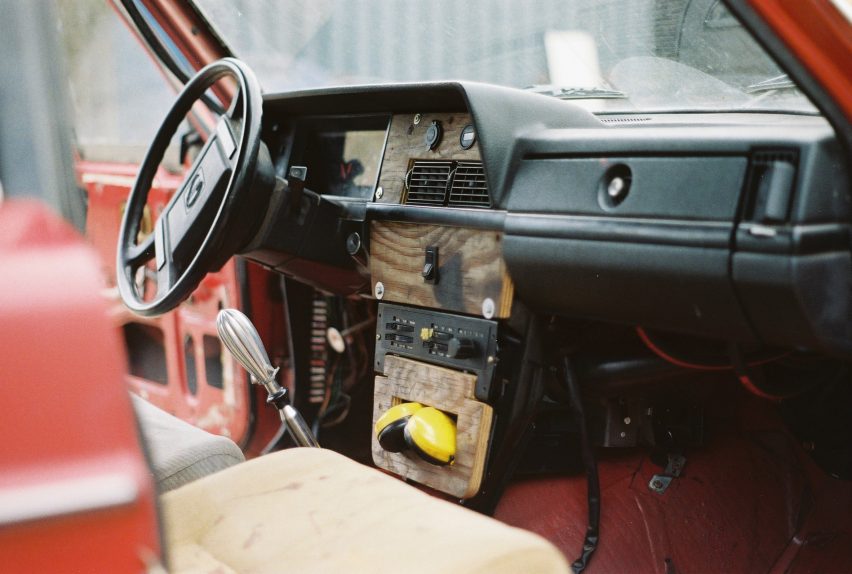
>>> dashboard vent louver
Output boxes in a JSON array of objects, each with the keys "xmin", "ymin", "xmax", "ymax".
[
  {"xmin": 744, "ymin": 149, "xmax": 798, "ymax": 223},
  {"xmin": 405, "ymin": 160, "xmax": 452, "ymax": 205},
  {"xmin": 448, "ymin": 162, "xmax": 489, "ymax": 207},
  {"xmin": 404, "ymin": 160, "xmax": 489, "ymax": 208}
]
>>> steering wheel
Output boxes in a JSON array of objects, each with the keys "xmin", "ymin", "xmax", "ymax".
[{"xmin": 117, "ymin": 58, "xmax": 271, "ymax": 317}]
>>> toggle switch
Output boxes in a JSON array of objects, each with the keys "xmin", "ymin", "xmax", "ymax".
[{"xmin": 421, "ymin": 246, "xmax": 439, "ymax": 284}]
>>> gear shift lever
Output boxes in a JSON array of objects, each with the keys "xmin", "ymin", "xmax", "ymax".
[{"xmin": 216, "ymin": 308, "xmax": 319, "ymax": 448}]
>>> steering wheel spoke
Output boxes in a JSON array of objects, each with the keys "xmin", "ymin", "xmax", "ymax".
[{"xmin": 125, "ymin": 233, "xmax": 155, "ymax": 268}]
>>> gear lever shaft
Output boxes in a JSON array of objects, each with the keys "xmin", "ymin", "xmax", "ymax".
[{"xmin": 216, "ymin": 308, "xmax": 319, "ymax": 448}]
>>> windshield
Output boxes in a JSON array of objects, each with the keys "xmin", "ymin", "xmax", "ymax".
[{"xmin": 192, "ymin": 0, "xmax": 816, "ymax": 114}]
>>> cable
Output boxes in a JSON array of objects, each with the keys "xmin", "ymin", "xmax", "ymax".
[
  {"xmin": 561, "ymin": 356, "xmax": 600, "ymax": 574},
  {"xmin": 637, "ymin": 327, "xmax": 798, "ymax": 401},
  {"xmin": 636, "ymin": 327, "xmax": 788, "ymax": 371}
]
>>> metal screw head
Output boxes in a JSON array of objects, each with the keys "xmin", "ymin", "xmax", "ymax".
[
  {"xmin": 376, "ymin": 333, "xmax": 381, "ymax": 341},
  {"xmin": 607, "ymin": 176, "xmax": 626, "ymax": 198},
  {"xmin": 375, "ymin": 186, "xmax": 384, "ymax": 200},
  {"xmin": 413, "ymin": 113, "xmax": 422, "ymax": 125},
  {"xmin": 624, "ymin": 416, "xmax": 632, "ymax": 425},
  {"xmin": 648, "ymin": 474, "xmax": 673, "ymax": 494},
  {"xmin": 374, "ymin": 282, "xmax": 385, "ymax": 300},
  {"xmin": 482, "ymin": 297, "xmax": 495, "ymax": 319},
  {"xmin": 619, "ymin": 431, "xmax": 627, "ymax": 438}
]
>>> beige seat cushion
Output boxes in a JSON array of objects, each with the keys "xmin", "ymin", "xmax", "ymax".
[{"xmin": 161, "ymin": 448, "xmax": 569, "ymax": 574}]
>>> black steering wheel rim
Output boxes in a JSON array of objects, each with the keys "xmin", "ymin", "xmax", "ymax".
[{"xmin": 117, "ymin": 58, "xmax": 264, "ymax": 317}]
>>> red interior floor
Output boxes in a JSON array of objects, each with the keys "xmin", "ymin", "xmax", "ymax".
[{"xmin": 495, "ymin": 382, "xmax": 852, "ymax": 573}]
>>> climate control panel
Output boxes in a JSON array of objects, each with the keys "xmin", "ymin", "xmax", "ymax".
[{"xmin": 375, "ymin": 303, "xmax": 498, "ymax": 401}]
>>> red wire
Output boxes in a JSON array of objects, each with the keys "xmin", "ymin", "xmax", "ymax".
[
  {"xmin": 635, "ymin": 327, "xmax": 730, "ymax": 371},
  {"xmin": 635, "ymin": 327, "xmax": 792, "ymax": 401},
  {"xmin": 737, "ymin": 375, "xmax": 785, "ymax": 402}
]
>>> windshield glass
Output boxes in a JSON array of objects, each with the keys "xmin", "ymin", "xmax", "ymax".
[{"xmin": 193, "ymin": 0, "xmax": 816, "ymax": 114}]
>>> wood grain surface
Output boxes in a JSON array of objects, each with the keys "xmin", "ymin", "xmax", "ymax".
[
  {"xmin": 371, "ymin": 356, "xmax": 493, "ymax": 499},
  {"xmin": 376, "ymin": 113, "xmax": 481, "ymax": 204},
  {"xmin": 370, "ymin": 221, "xmax": 513, "ymax": 318}
]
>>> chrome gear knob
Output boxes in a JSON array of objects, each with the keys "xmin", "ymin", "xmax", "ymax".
[
  {"xmin": 216, "ymin": 308, "xmax": 319, "ymax": 448},
  {"xmin": 216, "ymin": 308, "xmax": 279, "ymax": 392}
]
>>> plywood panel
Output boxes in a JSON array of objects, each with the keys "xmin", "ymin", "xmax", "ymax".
[
  {"xmin": 371, "ymin": 356, "xmax": 493, "ymax": 499},
  {"xmin": 370, "ymin": 221, "xmax": 513, "ymax": 318},
  {"xmin": 377, "ymin": 113, "xmax": 480, "ymax": 204}
]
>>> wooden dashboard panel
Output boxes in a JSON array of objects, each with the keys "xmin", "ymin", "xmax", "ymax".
[
  {"xmin": 370, "ymin": 221, "xmax": 513, "ymax": 318},
  {"xmin": 372, "ymin": 356, "xmax": 492, "ymax": 499},
  {"xmin": 376, "ymin": 112, "xmax": 481, "ymax": 204}
]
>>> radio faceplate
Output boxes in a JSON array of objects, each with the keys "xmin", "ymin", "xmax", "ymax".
[{"xmin": 375, "ymin": 303, "xmax": 498, "ymax": 401}]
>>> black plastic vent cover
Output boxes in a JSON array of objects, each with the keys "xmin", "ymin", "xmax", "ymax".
[
  {"xmin": 404, "ymin": 160, "xmax": 489, "ymax": 208},
  {"xmin": 449, "ymin": 161, "xmax": 489, "ymax": 207},
  {"xmin": 405, "ymin": 160, "xmax": 452, "ymax": 205},
  {"xmin": 744, "ymin": 149, "xmax": 798, "ymax": 223}
]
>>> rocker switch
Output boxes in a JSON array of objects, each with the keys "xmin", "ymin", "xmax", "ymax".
[{"xmin": 422, "ymin": 246, "xmax": 439, "ymax": 284}]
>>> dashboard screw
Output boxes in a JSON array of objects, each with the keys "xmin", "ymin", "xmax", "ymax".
[
  {"xmin": 376, "ymin": 333, "xmax": 381, "ymax": 341},
  {"xmin": 624, "ymin": 417, "xmax": 632, "ymax": 425},
  {"xmin": 413, "ymin": 113, "xmax": 422, "ymax": 125},
  {"xmin": 375, "ymin": 186, "xmax": 384, "ymax": 200},
  {"xmin": 481, "ymin": 298, "xmax": 495, "ymax": 319},
  {"xmin": 375, "ymin": 282, "xmax": 385, "ymax": 300}
]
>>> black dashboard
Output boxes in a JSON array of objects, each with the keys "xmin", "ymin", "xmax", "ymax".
[{"xmin": 241, "ymin": 81, "xmax": 852, "ymax": 360}]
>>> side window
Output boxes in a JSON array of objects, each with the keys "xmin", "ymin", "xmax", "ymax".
[{"xmin": 58, "ymin": 1, "xmax": 177, "ymax": 165}]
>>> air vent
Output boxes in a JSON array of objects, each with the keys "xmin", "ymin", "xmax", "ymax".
[
  {"xmin": 449, "ymin": 161, "xmax": 489, "ymax": 207},
  {"xmin": 744, "ymin": 149, "xmax": 798, "ymax": 223},
  {"xmin": 404, "ymin": 160, "xmax": 490, "ymax": 208},
  {"xmin": 405, "ymin": 160, "xmax": 452, "ymax": 205}
]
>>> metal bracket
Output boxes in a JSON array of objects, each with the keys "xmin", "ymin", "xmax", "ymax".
[{"xmin": 648, "ymin": 453, "xmax": 686, "ymax": 495}]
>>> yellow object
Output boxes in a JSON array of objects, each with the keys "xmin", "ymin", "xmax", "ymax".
[
  {"xmin": 420, "ymin": 327, "xmax": 434, "ymax": 341},
  {"xmin": 375, "ymin": 402, "xmax": 423, "ymax": 435},
  {"xmin": 404, "ymin": 407, "xmax": 457, "ymax": 465}
]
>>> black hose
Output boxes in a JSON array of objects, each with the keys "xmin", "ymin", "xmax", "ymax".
[{"xmin": 562, "ymin": 356, "xmax": 600, "ymax": 574}]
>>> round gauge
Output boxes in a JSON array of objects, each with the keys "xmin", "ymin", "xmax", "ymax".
[{"xmin": 460, "ymin": 124, "xmax": 476, "ymax": 149}]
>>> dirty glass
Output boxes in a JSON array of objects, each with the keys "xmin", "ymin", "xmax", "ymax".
[{"xmin": 193, "ymin": 0, "xmax": 816, "ymax": 113}]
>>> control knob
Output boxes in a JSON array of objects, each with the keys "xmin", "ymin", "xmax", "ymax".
[{"xmin": 447, "ymin": 337, "xmax": 477, "ymax": 360}]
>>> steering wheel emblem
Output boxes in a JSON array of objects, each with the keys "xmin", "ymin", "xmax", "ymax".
[{"xmin": 185, "ymin": 170, "xmax": 205, "ymax": 208}]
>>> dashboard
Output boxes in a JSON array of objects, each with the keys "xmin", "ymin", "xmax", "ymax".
[
  {"xmin": 238, "ymin": 81, "xmax": 851, "ymax": 499},
  {"xmin": 245, "ymin": 81, "xmax": 851, "ymax": 357}
]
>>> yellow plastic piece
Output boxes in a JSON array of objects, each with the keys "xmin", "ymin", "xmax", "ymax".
[
  {"xmin": 404, "ymin": 407, "xmax": 457, "ymax": 465},
  {"xmin": 375, "ymin": 402, "xmax": 424, "ymax": 436},
  {"xmin": 420, "ymin": 327, "xmax": 434, "ymax": 342}
]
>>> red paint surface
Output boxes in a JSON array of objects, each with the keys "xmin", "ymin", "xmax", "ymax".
[
  {"xmin": 747, "ymin": 0, "xmax": 852, "ymax": 124},
  {"xmin": 495, "ymin": 381, "xmax": 852, "ymax": 573},
  {"xmin": 0, "ymin": 201, "xmax": 160, "ymax": 572},
  {"xmin": 77, "ymin": 160, "xmax": 257, "ymax": 445}
]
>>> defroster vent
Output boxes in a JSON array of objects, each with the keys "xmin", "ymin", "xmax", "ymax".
[{"xmin": 404, "ymin": 160, "xmax": 489, "ymax": 208}]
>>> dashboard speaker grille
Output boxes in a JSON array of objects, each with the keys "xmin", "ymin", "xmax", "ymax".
[
  {"xmin": 406, "ymin": 160, "xmax": 452, "ymax": 205},
  {"xmin": 449, "ymin": 161, "xmax": 489, "ymax": 207}
]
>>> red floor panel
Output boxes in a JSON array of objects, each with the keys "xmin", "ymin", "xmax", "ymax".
[{"xmin": 495, "ymin": 384, "xmax": 852, "ymax": 573}]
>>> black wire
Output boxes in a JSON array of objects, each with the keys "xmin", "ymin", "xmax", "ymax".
[{"xmin": 561, "ymin": 356, "xmax": 600, "ymax": 574}]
